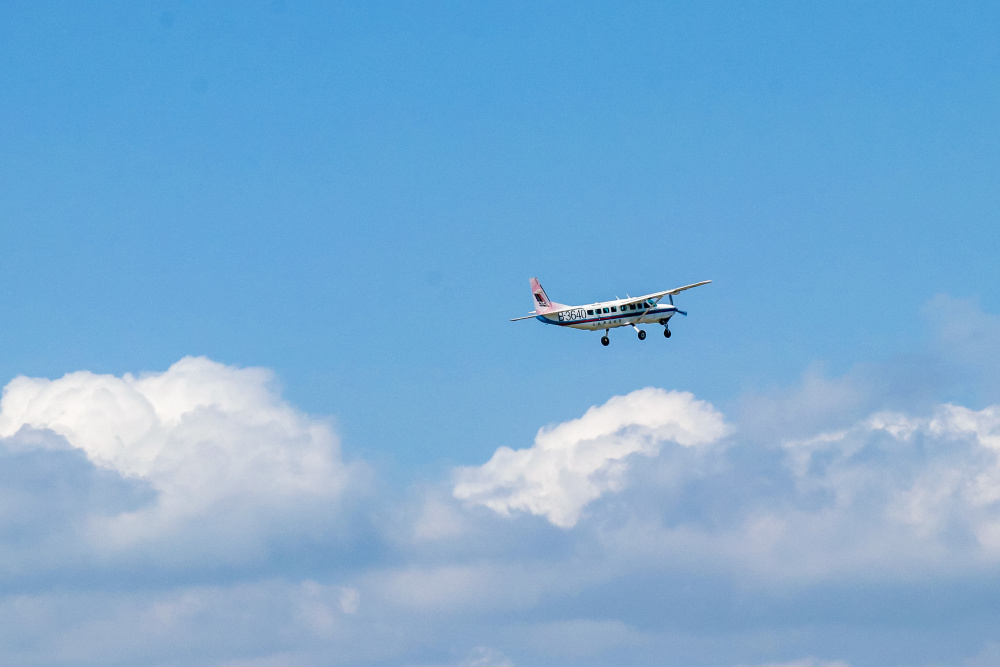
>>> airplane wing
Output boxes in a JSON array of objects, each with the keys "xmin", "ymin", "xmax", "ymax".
[
  {"xmin": 664, "ymin": 279, "xmax": 712, "ymax": 295},
  {"xmin": 630, "ymin": 280, "xmax": 711, "ymax": 320},
  {"xmin": 639, "ymin": 280, "xmax": 712, "ymax": 303},
  {"xmin": 510, "ymin": 312, "xmax": 537, "ymax": 321}
]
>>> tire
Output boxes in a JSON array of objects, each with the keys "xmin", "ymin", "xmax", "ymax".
[
  {"xmin": 664, "ymin": 328, "xmax": 671, "ymax": 338},
  {"xmin": 601, "ymin": 336, "xmax": 610, "ymax": 346},
  {"xmin": 637, "ymin": 330, "xmax": 646, "ymax": 341}
]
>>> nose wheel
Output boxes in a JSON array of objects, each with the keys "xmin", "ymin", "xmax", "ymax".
[
  {"xmin": 663, "ymin": 327, "xmax": 671, "ymax": 338},
  {"xmin": 637, "ymin": 329, "xmax": 646, "ymax": 341}
]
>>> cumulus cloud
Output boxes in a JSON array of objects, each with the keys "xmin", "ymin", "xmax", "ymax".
[
  {"xmin": 453, "ymin": 388, "xmax": 728, "ymax": 527},
  {"xmin": 0, "ymin": 357, "xmax": 357, "ymax": 563},
  {"xmin": 451, "ymin": 383, "xmax": 1000, "ymax": 579}
]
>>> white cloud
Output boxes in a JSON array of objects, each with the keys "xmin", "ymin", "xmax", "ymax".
[
  {"xmin": 584, "ymin": 398, "xmax": 1000, "ymax": 582},
  {"xmin": 448, "ymin": 374, "xmax": 1000, "ymax": 581},
  {"xmin": 780, "ymin": 402, "xmax": 1000, "ymax": 563},
  {"xmin": 0, "ymin": 357, "xmax": 356, "ymax": 561},
  {"xmin": 452, "ymin": 388, "xmax": 728, "ymax": 527}
]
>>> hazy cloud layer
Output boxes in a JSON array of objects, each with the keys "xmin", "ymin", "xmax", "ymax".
[{"xmin": 3, "ymin": 300, "xmax": 1000, "ymax": 665}]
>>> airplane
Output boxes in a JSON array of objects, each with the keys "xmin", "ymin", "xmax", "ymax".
[{"xmin": 510, "ymin": 277, "xmax": 711, "ymax": 346}]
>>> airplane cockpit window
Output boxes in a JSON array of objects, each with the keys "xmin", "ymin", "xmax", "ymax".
[{"xmin": 628, "ymin": 304, "xmax": 635, "ymax": 310}]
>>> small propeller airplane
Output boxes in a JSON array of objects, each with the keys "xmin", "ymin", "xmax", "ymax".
[{"xmin": 511, "ymin": 277, "xmax": 711, "ymax": 346}]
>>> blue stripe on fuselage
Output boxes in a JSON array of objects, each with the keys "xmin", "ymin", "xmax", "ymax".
[{"xmin": 538, "ymin": 307, "xmax": 676, "ymax": 326}]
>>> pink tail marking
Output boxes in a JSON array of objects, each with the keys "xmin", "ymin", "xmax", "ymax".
[{"xmin": 530, "ymin": 277, "xmax": 561, "ymax": 314}]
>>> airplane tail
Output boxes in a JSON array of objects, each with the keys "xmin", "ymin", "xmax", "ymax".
[{"xmin": 530, "ymin": 277, "xmax": 561, "ymax": 314}]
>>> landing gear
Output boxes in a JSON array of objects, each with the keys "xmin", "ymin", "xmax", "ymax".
[
  {"xmin": 663, "ymin": 328, "xmax": 671, "ymax": 338},
  {"xmin": 601, "ymin": 336, "xmax": 610, "ymax": 346},
  {"xmin": 637, "ymin": 329, "xmax": 646, "ymax": 341}
]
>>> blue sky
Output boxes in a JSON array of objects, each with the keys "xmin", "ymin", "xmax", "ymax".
[{"xmin": 2, "ymin": 3, "xmax": 1000, "ymax": 666}]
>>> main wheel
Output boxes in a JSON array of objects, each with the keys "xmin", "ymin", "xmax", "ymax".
[
  {"xmin": 664, "ymin": 328, "xmax": 672, "ymax": 338},
  {"xmin": 637, "ymin": 330, "xmax": 646, "ymax": 341},
  {"xmin": 601, "ymin": 336, "xmax": 610, "ymax": 346}
]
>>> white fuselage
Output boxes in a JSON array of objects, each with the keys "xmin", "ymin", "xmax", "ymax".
[{"xmin": 536, "ymin": 298, "xmax": 680, "ymax": 331}]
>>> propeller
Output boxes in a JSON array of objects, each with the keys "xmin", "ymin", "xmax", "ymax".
[{"xmin": 669, "ymin": 294, "xmax": 687, "ymax": 315}]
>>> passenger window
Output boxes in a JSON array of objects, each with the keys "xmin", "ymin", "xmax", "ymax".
[
  {"xmin": 603, "ymin": 308, "xmax": 609, "ymax": 313},
  {"xmin": 611, "ymin": 306, "xmax": 617, "ymax": 312},
  {"xmin": 628, "ymin": 304, "xmax": 635, "ymax": 310},
  {"xmin": 587, "ymin": 309, "xmax": 594, "ymax": 315}
]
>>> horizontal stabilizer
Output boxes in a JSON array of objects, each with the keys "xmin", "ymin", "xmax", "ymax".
[{"xmin": 510, "ymin": 313, "xmax": 537, "ymax": 322}]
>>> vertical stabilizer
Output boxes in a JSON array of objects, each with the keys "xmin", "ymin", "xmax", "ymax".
[{"xmin": 530, "ymin": 277, "xmax": 559, "ymax": 314}]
